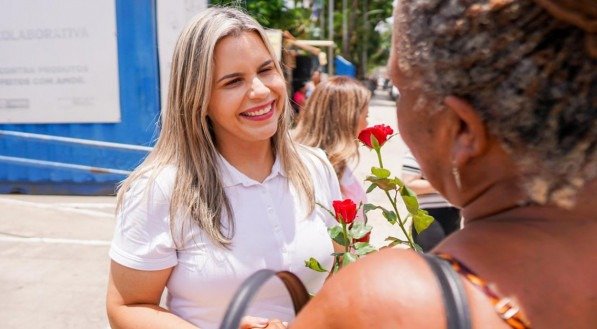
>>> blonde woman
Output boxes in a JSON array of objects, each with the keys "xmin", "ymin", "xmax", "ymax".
[
  {"xmin": 294, "ymin": 76, "xmax": 370, "ymax": 217},
  {"xmin": 106, "ymin": 7, "xmax": 342, "ymax": 329}
]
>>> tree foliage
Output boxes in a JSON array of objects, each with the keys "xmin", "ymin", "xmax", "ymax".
[
  {"xmin": 210, "ymin": 0, "xmax": 394, "ymax": 78},
  {"xmin": 210, "ymin": 0, "xmax": 312, "ymax": 37}
]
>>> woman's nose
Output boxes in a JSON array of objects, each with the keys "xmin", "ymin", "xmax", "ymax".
[{"xmin": 249, "ymin": 77, "xmax": 270, "ymax": 99}]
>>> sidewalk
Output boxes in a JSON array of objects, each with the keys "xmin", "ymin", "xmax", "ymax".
[{"xmin": 0, "ymin": 195, "xmax": 114, "ymax": 328}]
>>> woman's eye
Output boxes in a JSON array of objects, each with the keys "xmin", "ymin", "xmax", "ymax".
[
  {"xmin": 225, "ymin": 78, "xmax": 242, "ymax": 86},
  {"xmin": 259, "ymin": 67, "xmax": 273, "ymax": 74}
]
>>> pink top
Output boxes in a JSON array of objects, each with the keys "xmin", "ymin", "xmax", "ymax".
[{"xmin": 340, "ymin": 167, "xmax": 367, "ymax": 221}]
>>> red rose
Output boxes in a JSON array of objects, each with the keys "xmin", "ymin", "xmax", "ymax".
[
  {"xmin": 354, "ymin": 232, "xmax": 371, "ymax": 243},
  {"xmin": 358, "ymin": 124, "xmax": 394, "ymax": 149},
  {"xmin": 332, "ymin": 199, "xmax": 357, "ymax": 225}
]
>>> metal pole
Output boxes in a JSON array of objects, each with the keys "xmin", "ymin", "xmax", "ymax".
[
  {"xmin": 362, "ymin": 0, "xmax": 368, "ymax": 78},
  {"xmin": 0, "ymin": 155, "xmax": 132, "ymax": 176},
  {"xmin": 342, "ymin": 0, "xmax": 348, "ymax": 57},
  {"xmin": 0, "ymin": 129, "xmax": 153, "ymax": 152},
  {"xmin": 320, "ymin": 0, "xmax": 325, "ymax": 39},
  {"xmin": 328, "ymin": 0, "xmax": 334, "ymax": 75}
]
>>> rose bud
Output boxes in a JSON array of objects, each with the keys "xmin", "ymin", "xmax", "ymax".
[
  {"xmin": 332, "ymin": 199, "xmax": 357, "ymax": 225},
  {"xmin": 358, "ymin": 124, "xmax": 394, "ymax": 149}
]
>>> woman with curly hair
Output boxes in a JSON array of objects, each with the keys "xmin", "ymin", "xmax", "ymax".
[{"xmin": 285, "ymin": 0, "xmax": 596, "ymax": 328}]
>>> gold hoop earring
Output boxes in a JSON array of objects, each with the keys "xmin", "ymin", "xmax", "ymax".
[{"xmin": 452, "ymin": 161, "xmax": 462, "ymax": 190}]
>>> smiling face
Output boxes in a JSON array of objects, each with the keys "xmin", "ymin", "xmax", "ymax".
[{"xmin": 207, "ymin": 31, "xmax": 286, "ymax": 151}]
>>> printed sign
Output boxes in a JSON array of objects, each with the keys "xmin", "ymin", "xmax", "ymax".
[
  {"xmin": 156, "ymin": 0, "xmax": 208, "ymax": 112},
  {"xmin": 0, "ymin": 0, "xmax": 120, "ymax": 123}
]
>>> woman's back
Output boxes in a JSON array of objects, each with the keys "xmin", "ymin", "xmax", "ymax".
[
  {"xmin": 287, "ymin": 0, "xmax": 596, "ymax": 327},
  {"xmin": 292, "ymin": 201, "xmax": 597, "ymax": 328},
  {"xmin": 439, "ymin": 200, "xmax": 597, "ymax": 328}
]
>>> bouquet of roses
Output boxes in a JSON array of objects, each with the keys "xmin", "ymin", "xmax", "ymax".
[{"xmin": 306, "ymin": 124, "xmax": 434, "ymax": 274}]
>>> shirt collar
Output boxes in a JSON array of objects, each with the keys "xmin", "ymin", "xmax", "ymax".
[{"xmin": 217, "ymin": 152, "xmax": 286, "ymax": 188}]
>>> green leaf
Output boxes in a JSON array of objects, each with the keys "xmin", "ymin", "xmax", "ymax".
[
  {"xmin": 341, "ymin": 252, "xmax": 357, "ymax": 267},
  {"xmin": 384, "ymin": 236, "xmax": 410, "ymax": 248},
  {"xmin": 390, "ymin": 177, "xmax": 405, "ymax": 188},
  {"xmin": 371, "ymin": 167, "xmax": 391, "ymax": 179},
  {"xmin": 365, "ymin": 176, "xmax": 398, "ymax": 191},
  {"xmin": 413, "ymin": 209, "xmax": 435, "ymax": 234},
  {"xmin": 328, "ymin": 226, "xmax": 342, "ymax": 238},
  {"xmin": 363, "ymin": 203, "xmax": 379, "ymax": 214},
  {"xmin": 381, "ymin": 208, "xmax": 398, "ymax": 225},
  {"xmin": 366, "ymin": 183, "xmax": 377, "ymax": 193},
  {"xmin": 304, "ymin": 257, "xmax": 328, "ymax": 272},
  {"xmin": 354, "ymin": 242, "xmax": 377, "ymax": 255},
  {"xmin": 349, "ymin": 222, "xmax": 372, "ymax": 239},
  {"xmin": 402, "ymin": 195, "xmax": 420, "ymax": 214},
  {"xmin": 370, "ymin": 134, "xmax": 380, "ymax": 150},
  {"xmin": 400, "ymin": 185, "xmax": 417, "ymax": 197},
  {"xmin": 328, "ymin": 226, "xmax": 350, "ymax": 246},
  {"xmin": 414, "ymin": 243, "xmax": 424, "ymax": 252}
]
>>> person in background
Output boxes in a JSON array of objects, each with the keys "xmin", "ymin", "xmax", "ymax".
[
  {"xmin": 305, "ymin": 69, "xmax": 322, "ymax": 98},
  {"xmin": 402, "ymin": 148, "xmax": 461, "ymax": 251},
  {"xmin": 292, "ymin": 80, "xmax": 308, "ymax": 113},
  {"xmin": 287, "ymin": 0, "xmax": 597, "ymax": 328},
  {"xmin": 106, "ymin": 7, "xmax": 342, "ymax": 329},
  {"xmin": 293, "ymin": 76, "xmax": 371, "ymax": 221}
]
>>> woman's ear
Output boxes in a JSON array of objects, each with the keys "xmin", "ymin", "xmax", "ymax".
[{"xmin": 443, "ymin": 96, "xmax": 489, "ymax": 167}]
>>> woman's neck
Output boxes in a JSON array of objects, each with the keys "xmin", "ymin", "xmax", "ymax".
[
  {"xmin": 462, "ymin": 179, "xmax": 597, "ymax": 225},
  {"xmin": 461, "ymin": 176, "xmax": 530, "ymax": 224},
  {"xmin": 217, "ymin": 139, "xmax": 275, "ymax": 183}
]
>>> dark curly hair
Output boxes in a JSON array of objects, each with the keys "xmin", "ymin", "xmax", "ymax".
[{"xmin": 393, "ymin": 0, "xmax": 596, "ymax": 207}]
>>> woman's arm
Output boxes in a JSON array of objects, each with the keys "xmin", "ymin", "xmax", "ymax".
[
  {"xmin": 106, "ymin": 261, "xmax": 197, "ymax": 329},
  {"xmin": 107, "ymin": 260, "xmax": 275, "ymax": 329},
  {"xmin": 402, "ymin": 172, "xmax": 438, "ymax": 196}
]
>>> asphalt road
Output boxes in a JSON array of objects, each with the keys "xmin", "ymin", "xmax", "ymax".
[{"xmin": 0, "ymin": 91, "xmax": 407, "ymax": 328}]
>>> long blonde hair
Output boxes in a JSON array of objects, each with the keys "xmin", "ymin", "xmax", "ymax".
[
  {"xmin": 294, "ymin": 76, "xmax": 371, "ymax": 181},
  {"xmin": 117, "ymin": 7, "xmax": 315, "ymax": 247}
]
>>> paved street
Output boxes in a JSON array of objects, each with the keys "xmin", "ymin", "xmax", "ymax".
[{"xmin": 0, "ymin": 92, "xmax": 406, "ymax": 328}]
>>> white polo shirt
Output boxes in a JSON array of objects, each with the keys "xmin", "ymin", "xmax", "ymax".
[{"xmin": 110, "ymin": 146, "xmax": 341, "ymax": 329}]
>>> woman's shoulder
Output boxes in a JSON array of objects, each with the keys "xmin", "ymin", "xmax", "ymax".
[
  {"xmin": 295, "ymin": 144, "xmax": 327, "ymax": 160},
  {"xmin": 295, "ymin": 144, "xmax": 337, "ymax": 182},
  {"xmin": 125, "ymin": 164, "xmax": 178, "ymax": 201},
  {"xmin": 292, "ymin": 248, "xmax": 448, "ymax": 328}
]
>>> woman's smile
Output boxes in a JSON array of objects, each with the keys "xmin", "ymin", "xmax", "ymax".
[{"xmin": 240, "ymin": 100, "xmax": 276, "ymax": 121}]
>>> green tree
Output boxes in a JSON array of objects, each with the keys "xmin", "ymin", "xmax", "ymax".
[
  {"xmin": 336, "ymin": 0, "xmax": 393, "ymax": 78},
  {"xmin": 210, "ymin": 0, "xmax": 312, "ymax": 37},
  {"xmin": 210, "ymin": 0, "xmax": 394, "ymax": 78}
]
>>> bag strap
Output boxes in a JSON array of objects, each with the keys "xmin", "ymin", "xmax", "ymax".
[
  {"xmin": 218, "ymin": 269, "xmax": 310, "ymax": 329},
  {"xmin": 422, "ymin": 254, "xmax": 472, "ymax": 329}
]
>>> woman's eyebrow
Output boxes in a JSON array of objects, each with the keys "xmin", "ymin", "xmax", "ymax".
[
  {"xmin": 217, "ymin": 72, "xmax": 242, "ymax": 83},
  {"xmin": 259, "ymin": 60, "xmax": 273, "ymax": 69}
]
